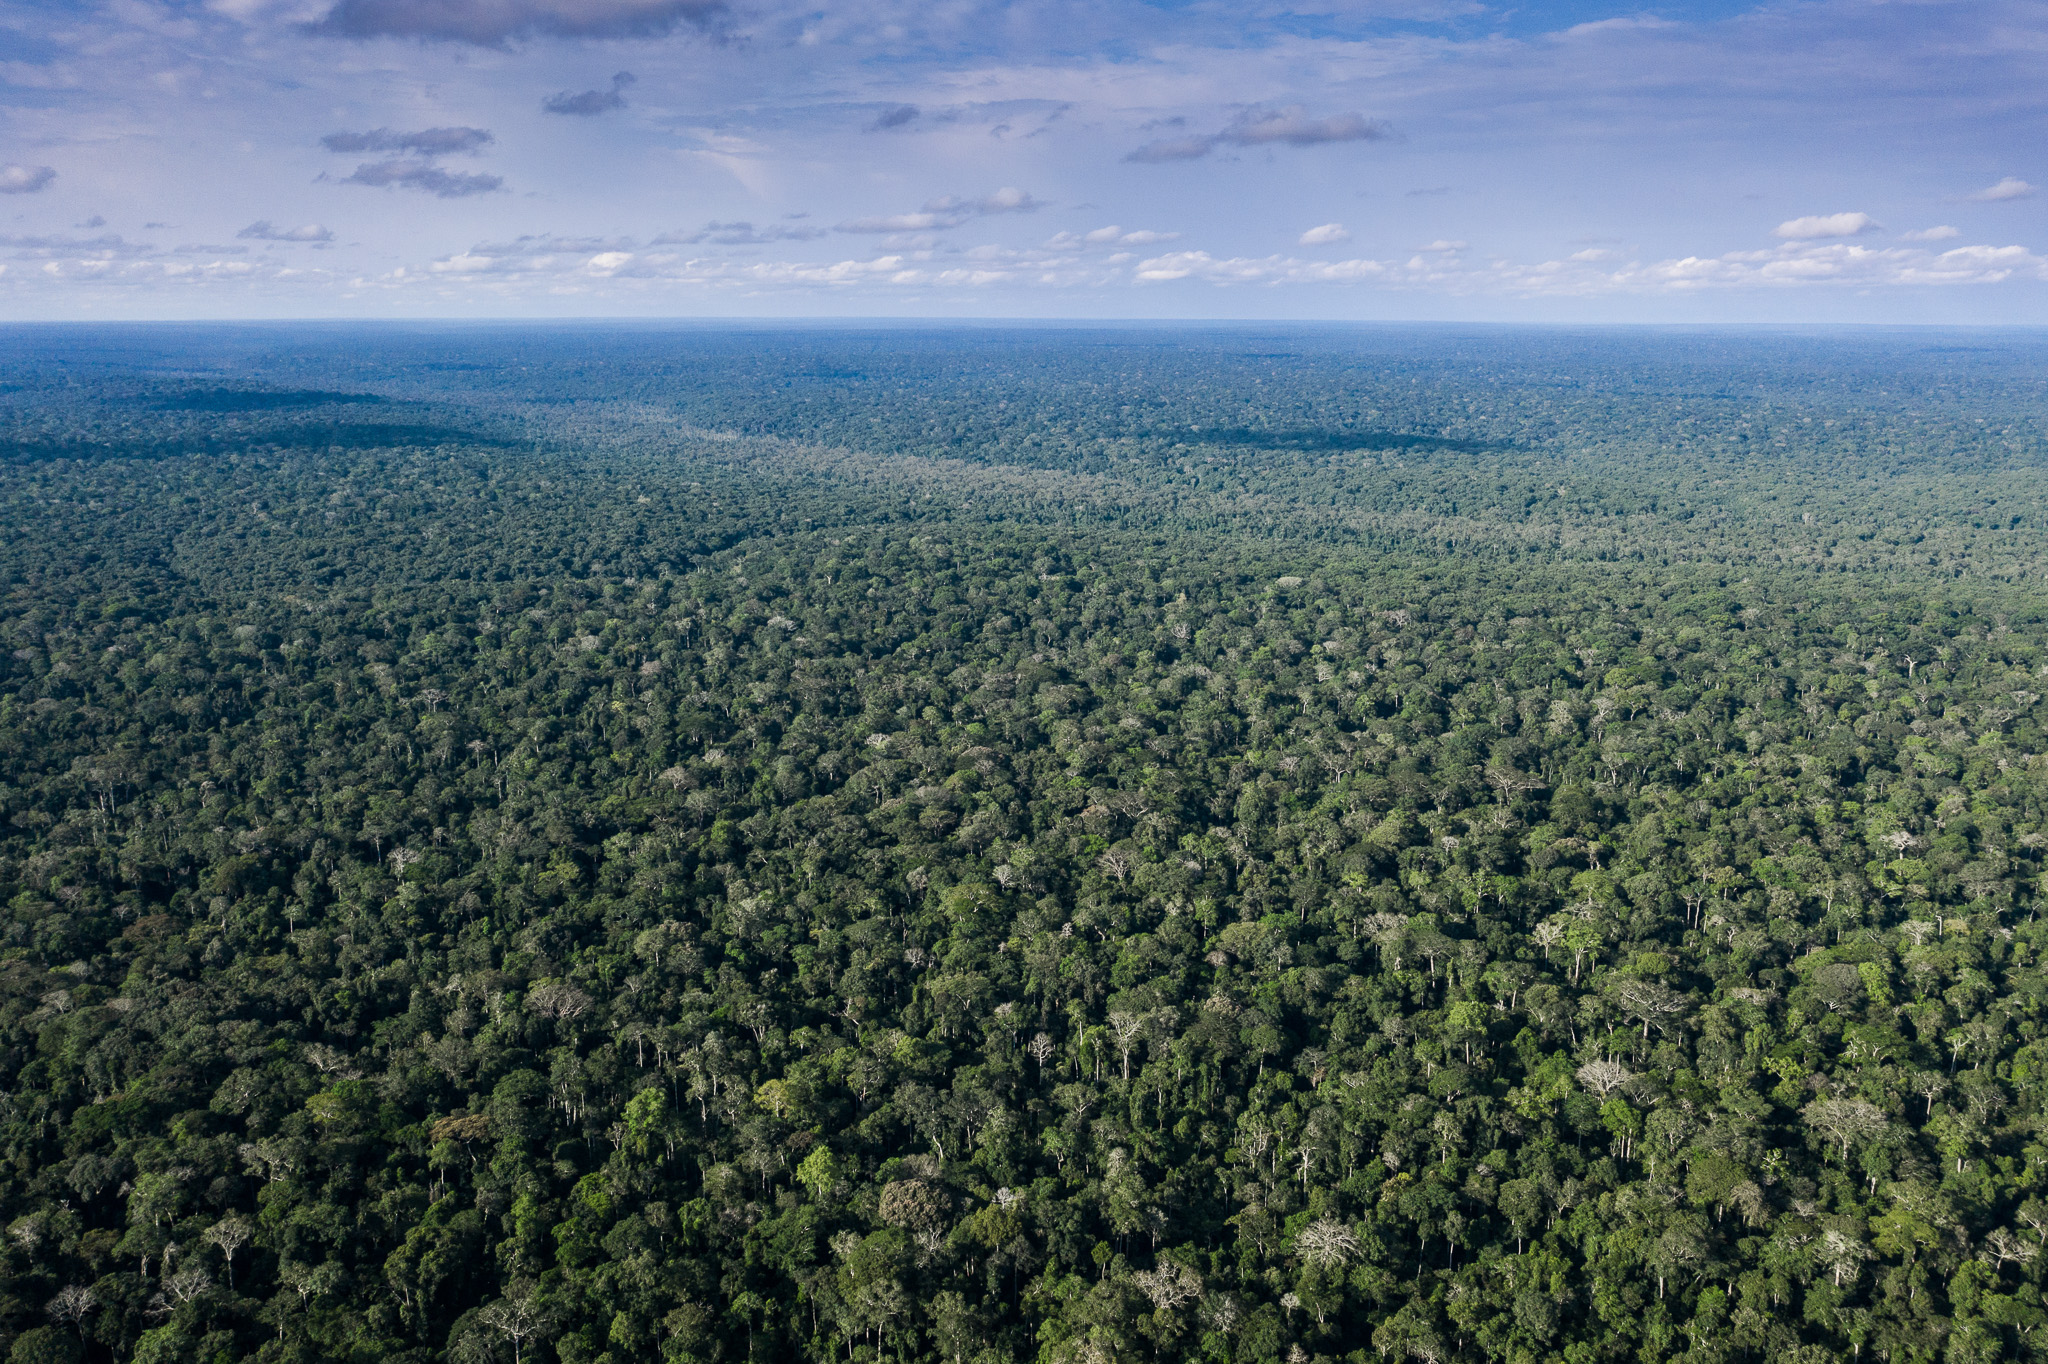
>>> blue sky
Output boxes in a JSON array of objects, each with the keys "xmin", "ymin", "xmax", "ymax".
[{"xmin": 0, "ymin": 0, "xmax": 2042, "ymax": 320}]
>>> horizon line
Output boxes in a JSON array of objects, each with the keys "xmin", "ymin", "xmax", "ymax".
[{"xmin": 3, "ymin": 316, "xmax": 2048, "ymax": 331}]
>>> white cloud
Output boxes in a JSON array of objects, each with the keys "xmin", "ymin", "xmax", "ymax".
[
  {"xmin": 1899, "ymin": 226, "xmax": 1959, "ymax": 242},
  {"xmin": 836, "ymin": 212, "xmax": 956, "ymax": 233},
  {"xmin": 321, "ymin": 127, "xmax": 492, "ymax": 156},
  {"xmin": 1226, "ymin": 108, "xmax": 1386, "ymax": 148},
  {"xmin": 1, "ymin": 232, "xmax": 154, "ymax": 260},
  {"xmin": 238, "ymin": 220, "xmax": 335, "ymax": 242},
  {"xmin": 1772, "ymin": 212, "xmax": 1879, "ymax": 239},
  {"xmin": 658, "ymin": 221, "xmax": 826, "ymax": 246},
  {"xmin": 1123, "ymin": 135, "xmax": 1222, "ymax": 164},
  {"xmin": 1559, "ymin": 14, "xmax": 1677, "ymax": 36},
  {"xmin": 1968, "ymin": 177, "xmax": 2034, "ymax": 202},
  {"xmin": 1417, "ymin": 239, "xmax": 1466, "ymax": 252},
  {"xmin": 1126, "ymin": 107, "xmax": 1389, "ymax": 162},
  {"xmin": 1048, "ymin": 225, "xmax": 1179, "ymax": 249},
  {"xmin": 1298, "ymin": 222, "xmax": 1349, "ymax": 245},
  {"xmin": 1128, "ymin": 234, "xmax": 2048, "ymax": 294},
  {"xmin": 838, "ymin": 188, "xmax": 1043, "ymax": 234},
  {"xmin": 396, "ymin": 235, "xmax": 1135, "ymax": 293},
  {"xmin": 5, "ymin": 236, "xmax": 329, "ymax": 284},
  {"xmin": 968, "ymin": 187, "xmax": 1039, "ymax": 215},
  {"xmin": 334, "ymin": 160, "xmax": 504, "ymax": 197},
  {"xmin": 1133, "ymin": 250, "xmax": 1391, "ymax": 283},
  {"xmin": 0, "ymin": 165, "xmax": 56, "ymax": 195},
  {"xmin": 310, "ymin": 0, "xmax": 728, "ymax": 45},
  {"xmin": 1556, "ymin": 240, "xmax": 2047, "ymax": 293},
  {"xmin": 9, "ymin": 207, "xmax": 2042, "ymax": 306},
  {"xmin": 1047, "ymin": 226, "xmax": 1181, "ymax": 249}
]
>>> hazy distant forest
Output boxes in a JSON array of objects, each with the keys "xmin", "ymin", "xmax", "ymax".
[{"xmin": 3, "ymin": 322, "xmax": 2048, "ymax": 1364}]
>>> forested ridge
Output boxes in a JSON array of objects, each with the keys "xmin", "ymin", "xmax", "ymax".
[{"xmin": 1, "ymin": 325, "xmax": 2048, "ymax": 1364}]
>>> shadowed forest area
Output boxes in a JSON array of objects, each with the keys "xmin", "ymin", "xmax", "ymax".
[{"xmin": 1, "ymin": 323, "xmax": 2047, "ymax": 1364}]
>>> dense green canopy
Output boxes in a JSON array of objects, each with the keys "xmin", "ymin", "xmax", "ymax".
[{"xmin": 0, "ymin": 325, "xmax": 2046, "ymax": 1364}]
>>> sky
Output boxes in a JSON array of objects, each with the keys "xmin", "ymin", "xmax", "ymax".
[{"xmin": 0, "ymin": 0, "xmax": 2043, "ymax": 321}]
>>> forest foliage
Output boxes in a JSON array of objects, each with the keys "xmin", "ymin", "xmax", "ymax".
[{"xmin": 1, "ymin": 325, "xmax": 2047, "ymax": 1364}]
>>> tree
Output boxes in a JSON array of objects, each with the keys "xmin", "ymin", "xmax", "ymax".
[
  {"xmin": 1650, "ymin": 1224, "xmax": 1706, "ymax": 1299},
  {"xmin": 203, "ymin": 1215, "xmax": 254, "ymax": 1288},
  {"xmin": 1576, "ymin": 1060, "xmax": 1634, "ymax": 1099},
  {"xmin": 1106, "ymin": 1012, "xmax": 1145, "ymax": 1082},
  {"xmin": 796, "ymin": 1146, "xmax": 842, "ymax": 1203},
  {"xmin": 1819, "ymin": 1228, "xmax": 1875, "ymax": 1287},
  {"xmin": 44, "ymin": 1287, "xmax": 94, "ymax": 1337},
  {"xmin": 877, "ymin": 1180, "xmax": 949, "ymax": 1234},
  {"xmin": 1981, "ymin": 1227, "xmax": 2039, "ymax": 1273},
  {"xmin": 1131, "ymin": 1261, "xmax": 1204, "ymax": 1312},
  {"xmin": 1295, "ymin": 1218, "xmax": 1361, "ymax": 1271},
  {"xmin": 1803, "ymin": 1098, "xmax": 1888, "ymax": 1163},
  {"xmin": 478, "ymin": 1292, "xmax": 551, "ymax": 1364},
  {"xmin": 1608, "ymin": 977, "xmax": 1688, "ymax": 1041}
]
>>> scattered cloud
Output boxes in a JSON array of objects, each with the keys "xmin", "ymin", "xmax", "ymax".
[
  {"xmin": 1126, "ymin": 237, "xmax": 2048, "ymax": 293},
  {"xmin": 1047, "ymin": 226, "xmax": 1180, "ymax": 249},
  {"xmin": 79, "ymin": 215, "xmax": 104, "ymax": 229},
  {"xmin": 836, "ymin": 188, "xmax": 1042, "ymax": 233},
  {"xmin": 238, "ymin": 220, "xmax": 335, "ymax": 242},
  {"xmin": 333, "ymin": 160, "xmax": 504, "ymax": 197},
  {"xmin": 1417, "ymin": 239, "xmax": 1465, "ymax": 251},
  {"xmin": 411, "ymin": 237, "xmax": 1125, "ymax": 290},
  {"xmin": 1124, "ymin": 135, "xmax": 1222, "ymax": 164},
  {"xmin": 1772, "ymin": 212, "xmax": 1878, "ymax": 239},
  {"xmin": 1967, "ymin": 177, "xmax": 2034, "ymax": 202},
  {"xmin": 317, "ymin": 127, "xmax": 500, "ymax": 197},
  {"xmin": 0, "ymin": 233, "xmax": 124, "ymax": 251},
  {"xmin": 926, "ymin": 187, "xmax": 1041, "ymax": 216},
  {"xmin": 459, "ymin": 233, "xmax": 635, "ymax": 257},
  {"xmin": 7, "ymin": 0, "xmax": 2042, "ymax": 317},
  {"xmin": 310, "ymin": 0, "xmax": 727, "ymax": 46},
  {"xmin": 1126, "ymin": 107, "xmax": 1387, "ymax": 163},
  {"xmin": 1614, "ymin": 240, "xmax": 2046, "ymax": 291},
  {"xmin": 1230, "ymin": 108, "xmax": 1387, "ymax": 148},
  {"xmin": 321, "ymin": 127, "xmax": 493, "ymax": 156},
  {"xmin": 17, "ymin": 221, "xmax": 2047, "ymax": 301},
  {"xmin": 1559, "ymin": 14, "xmax": 1677, "ymax": 36},
  {"xmin": 1133, "ymin": 250, "xmax": 1389, "ymax": 283},
  {"xmin": 835, "ymin": 212, "xmax": 956, "ymax": 233},
  {"xmin": 0, "ymin": 165, "xmax": 56, "ymax": 195},
  {"xmin": 544, "ymin": 72, "xmax": 635, "ymax": 116},
  {"xmin": 657, "ymin": 220, "xmax": 828, "ymax": 245},
  {"xmin": 850, "ymin": 100, "xmax": 1065, "ymax": 136},
  {"xmin": 1299, "ymin": 222, "xmax": 1350, "ymax": 245},
  {"xmin": 867, "ymin": 105, "xmax": 920, "ymax": 132}
]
